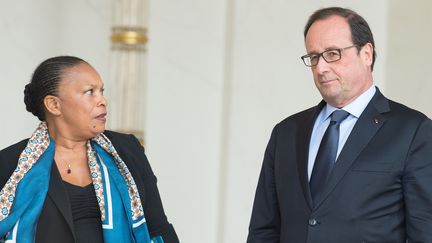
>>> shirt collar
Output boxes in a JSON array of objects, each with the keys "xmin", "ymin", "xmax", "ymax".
[{"xmin": 322, "ymin": 85, "xmax": 377, "ymax": 120}]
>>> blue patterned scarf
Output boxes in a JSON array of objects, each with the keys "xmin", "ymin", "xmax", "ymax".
[{"xmin": 0, "ymin": 122, "xmax": 164, "ymax": 243}]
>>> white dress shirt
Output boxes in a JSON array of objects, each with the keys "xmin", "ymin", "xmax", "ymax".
[{"xmin": 308, "ymin": 85, "xmax": 377, "ymax": 180}]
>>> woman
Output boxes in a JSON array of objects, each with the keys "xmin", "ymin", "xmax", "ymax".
[{"xmin": 0, "ymin": 56, "xmax": 179, "ymax": 243}]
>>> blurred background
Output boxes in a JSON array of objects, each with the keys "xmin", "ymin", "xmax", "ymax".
[{"xmin": 1, "ymin": 0, "xmax": 431, "ymax": 242}]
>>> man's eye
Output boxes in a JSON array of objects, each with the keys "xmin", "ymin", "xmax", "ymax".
[
  {"xmin": 310, "ymin": 55, "xmax": 319, "ymax": 62},
  {"xmin": 326, "ymin": 50, "xmax": 339, "ymax": 57}
]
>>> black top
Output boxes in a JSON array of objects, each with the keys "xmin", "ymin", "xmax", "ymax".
[
  {"xmin": 64, "ymin": 181, "xmax": 104, "ymax": 243},
  {"xmin": 0, "ymin": 131, "xmax": 179, "ymax": 243}
]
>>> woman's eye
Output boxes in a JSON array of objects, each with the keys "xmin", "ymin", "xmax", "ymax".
[{"xmin": 84, "ymin": 89, "xmax": 93, "ymax": 95}]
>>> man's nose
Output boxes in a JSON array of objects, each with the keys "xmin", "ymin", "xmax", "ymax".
[{"xmin": 313, "ymin": 56, "xmax": 330, "ymax": 73}]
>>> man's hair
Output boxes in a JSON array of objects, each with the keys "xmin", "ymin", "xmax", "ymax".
[{"xmin": 304, "ymin": 7, "xmax": 376, "ymax": 71}]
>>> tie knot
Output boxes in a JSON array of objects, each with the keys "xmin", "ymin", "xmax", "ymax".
[{"xmin": 331, "ymin": 110, "xmax": 349, "ymax": 124}]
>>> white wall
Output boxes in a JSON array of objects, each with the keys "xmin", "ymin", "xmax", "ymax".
[
  {"xmin": 0, "ymin": 0, "xmax": 111, "ymax": 149},
  {"xmin": 1, "ymin": 1, "xmax": 431, "ymax": 243},
  {"xmin": 385, "ymin": 0, "xmax": 432, "ymax": 117},
  {"xmin": 145, "ymin": 0, "xmax": 227, "ymax": 241},
  {"xmin": 0, "ymin": 0, "xmax": 60, "ymax": 147}
]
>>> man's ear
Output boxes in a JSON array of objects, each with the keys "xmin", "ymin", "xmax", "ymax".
[
  {"xmin": 361, "ymin": 42, "xmax": 374, "ymax": 67},
  {"xmin": 44, "ymin": 95, "xmax": 61, "ymax": 116}
]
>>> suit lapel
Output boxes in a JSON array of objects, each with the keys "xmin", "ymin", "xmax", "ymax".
[
  {"xmin": 297, "ymin": 102, "xmax": 325, "ymax": 209},
  {"xmin": 46, "ymin": 162, "xmax": 75, "ymax": 239},
  {"xmin": 313, "ymin": 89, "xmax": 390, "ymax": 208}
]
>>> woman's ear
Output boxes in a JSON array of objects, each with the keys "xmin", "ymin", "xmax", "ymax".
[{"xmin": 44, "ymin": 95, "xmax": 61, "ymax": 116}]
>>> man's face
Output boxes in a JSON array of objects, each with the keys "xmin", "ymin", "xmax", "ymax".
[{"xmin": 305, "ymin": 15, "xmax": 374, "ymax": 108}]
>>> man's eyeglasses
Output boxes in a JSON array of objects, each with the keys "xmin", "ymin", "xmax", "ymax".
[{"xmin": 301, "ymin": 45, "xmax": 358, "ymax": 67}]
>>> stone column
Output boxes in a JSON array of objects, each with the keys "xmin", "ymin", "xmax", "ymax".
[{"xmin": 107, "ymin": 0, "xmax": 149, "ymax": 143}]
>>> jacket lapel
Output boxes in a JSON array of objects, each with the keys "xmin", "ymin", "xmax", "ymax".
[
  {"xmin": 312, "ymin": 89, "xmax": 390, "ymax": 208},
  {"xmin": 46, "ymin": 162, "xmax": 75, "ymax": 239},
  {"xmin": 297, "ymin": 101, "xmax": 326, "ymax": 209},
  {"xmin": 108, "ymin": 135, "xmax": 147, "ymax": 204}
]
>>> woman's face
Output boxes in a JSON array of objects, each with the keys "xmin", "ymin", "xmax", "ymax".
[{"xmin": 56, "ymin": 63, "xmax": 108, "ymax": 139}]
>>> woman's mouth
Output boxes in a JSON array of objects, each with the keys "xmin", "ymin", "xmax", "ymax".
[{"xmin": 96, "ymin": 113, "xmax": 107, "ymax": 121}]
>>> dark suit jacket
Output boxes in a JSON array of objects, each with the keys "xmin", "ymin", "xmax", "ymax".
[
  {"xmin": 0, "ymin": 131, "xmax": 179, "ymax": 243},
  {"xmin": 248, "ymin": 89, "xmax": 432, "ymax": 243}
]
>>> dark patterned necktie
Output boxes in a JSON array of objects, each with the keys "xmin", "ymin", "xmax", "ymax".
[{"xmin": 310, "ymin": 109, "xmax": 349, "ymax": 204}]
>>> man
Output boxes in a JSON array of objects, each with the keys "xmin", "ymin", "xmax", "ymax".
[{"xmin": 247, "ymin": 7, "xmax": 432, "ymax": 243}]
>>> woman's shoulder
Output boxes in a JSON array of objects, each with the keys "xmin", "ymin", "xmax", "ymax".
[
  {"xmin": 102, "ymin": 130, "xmax": 149, "ymax": 172},
  {"xmin": 0, "ymin": 138, "xmax": 29, "ymax": 158},
  {"xmin": 103, "ymin": 130, "xmax": 140, "ymax": 145},
  {"xmin": 0, "ymin": 138, "xmax": 29, "ymax": 187},
  {"xmin": 102, "ymin": 130, "xmax": 143, "ymax": 153}
]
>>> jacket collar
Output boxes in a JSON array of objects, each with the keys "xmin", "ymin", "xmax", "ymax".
[{"xmin": 298, "ymin": 88, "xmax": 390, "ymax": 209}]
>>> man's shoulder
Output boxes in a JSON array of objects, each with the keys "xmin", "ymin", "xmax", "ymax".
[
  {"xmin": 388, "ymin": 99, "xmax": 427, "ymax": 115},
  {"xmin": 387, "ymin": 99, "xmax": 429, "ymax": 122},
  {"xmin": 277, "ymin": 105, "xmax": 320, "ymax": 127},
  {"xmin": 371, "ymin": 89, "xmax": 428, "ymax": 121}
]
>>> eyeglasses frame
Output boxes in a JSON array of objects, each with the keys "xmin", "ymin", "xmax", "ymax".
[{"xmin": 301, "ymin": 45, "xmax": 359, "ymax": 67}]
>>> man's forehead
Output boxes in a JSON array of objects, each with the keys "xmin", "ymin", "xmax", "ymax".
[{"xmin": 305, "ymin": 16, "xmax": 352, "ymax": 51}]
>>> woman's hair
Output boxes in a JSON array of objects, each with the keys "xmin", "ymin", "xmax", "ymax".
[{"xmin": 24, "ymin": 56, "xmax": 88, "ymax": 121}]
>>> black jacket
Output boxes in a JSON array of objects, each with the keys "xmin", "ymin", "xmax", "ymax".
[
  {"xmin": 0, "ymin": 130, "xmax": 179, "ymax": 243},
  {"xmin": 248, "ymin": 89, "xmax": 432, "ymax": 242}
]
